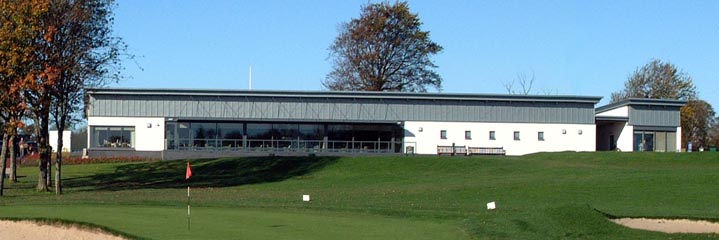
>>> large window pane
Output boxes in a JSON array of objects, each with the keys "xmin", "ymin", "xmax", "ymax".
[
  {"xmin": 327, "ymin": 125, "xmax": 352, "ymax": 141},
  {"xmin": 272, "ymin": 124, "xmax": 299, "ymax": 140},
  {"xmin": 178, "ymin": 122, "xmax": 191, "ymax": 148},
  {"xmin": 191, "ymin": 123, "xmax": 217, "ymax": 147},
  {"xmin": 166, "ymin": 123, "xmax": 176, "ymax": 149},
  {"xmin": 218, "ymin": 123, "xmax": 243, "ymax": 148},
  {"xmin": 643, "ymin": 132, "xmax": 654, "ymax": 151},
  {"xmin": 299, "ymin": 124, "xmax": 324, "ymax": 140},
  {"xmin": 91, "ymin": 126, "xmax": 135, "ymax": 148},
  {"xmin": 247, "ymin": 123, "xmax": 272, "ymax": 139},
  {"xmin": 633, "ymin": 132, "xmax": 643, "ymax": 151}
]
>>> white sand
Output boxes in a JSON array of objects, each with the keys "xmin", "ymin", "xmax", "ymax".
[
  {"xmin": 612, "ymin": 218, "xmax": 719, "ymax": 234},
  {"xmin": 0, "ymin": 220, "xmax": 126, "ymax": 240}
]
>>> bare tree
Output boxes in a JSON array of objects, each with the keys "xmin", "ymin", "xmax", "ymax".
[
  {"xmin": 43, "ymin": 0, "xmax": 125, "ymax": 194},
  {"xmin": 503, "ymin": 71, "xmax": 535, "ymax": 95},
  {"xmin": 324, "ymin": 1, "xmax": 442, "ymax": 92}
]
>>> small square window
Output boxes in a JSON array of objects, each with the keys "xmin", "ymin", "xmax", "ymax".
[
  {"xmin": 465, "ymin": 131, "xmax": 472, "ymax": 140},
  {"xmin": 514, "ymin": 131, "xmax": 520, "ymax": 141},
  {"xmin": 538, "ymin": 131, "xmax": 545, "ymax": 141},
  {"xmin": 489, "ymin": 131, "xmax": 496, "ymax": 140},
  {"xmin": 440, "ymin": 130, "xmax": 447, "ymax": 139}
]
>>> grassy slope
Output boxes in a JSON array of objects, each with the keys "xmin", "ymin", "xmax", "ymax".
[{"xmin": 1, "ymin": 152, "xmax": 719, "ymax": 239}]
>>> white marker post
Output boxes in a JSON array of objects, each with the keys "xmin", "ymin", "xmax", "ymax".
[
  {"xmin": 487, "ymin": 201, "xmax": 496, "ymax": 210},
  {"xmin": 185, "ymin": 162, "xmax": 193, "ymax": 231}
]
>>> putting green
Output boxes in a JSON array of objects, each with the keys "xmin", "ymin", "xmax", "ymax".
[{"xmin": 1, "ymin": 205, "xmax": 466, "ymax": 240}]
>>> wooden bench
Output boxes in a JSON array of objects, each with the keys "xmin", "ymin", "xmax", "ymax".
[
  {"xmin": 437, "ymin": 145, "xmax": 467, "ymax": 156},
  {"xmin": 467, "ymin": 147, "xmax": 506, "ymax": 155},
  {"xmin": 437, "ymin": 145, "xmax": 454, "ymax": 155}
]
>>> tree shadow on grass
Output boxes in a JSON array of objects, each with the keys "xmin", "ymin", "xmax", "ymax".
[{"xmin": 64, "ymin": 156, "xmax": 339, "ymax": 191}]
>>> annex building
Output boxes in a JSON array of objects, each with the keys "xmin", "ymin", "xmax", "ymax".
[{"xmin": 85, "ymin": 88, "xmax": 685, "ymax": 159}]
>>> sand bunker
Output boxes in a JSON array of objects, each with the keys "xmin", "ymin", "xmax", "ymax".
[
  {"xmin": 0, "ymin": 220, "xmax": 126, "ymax": 240},
  {"xmin": 612, "ymin": 218, "xmax": 719, "ymax": 234}
]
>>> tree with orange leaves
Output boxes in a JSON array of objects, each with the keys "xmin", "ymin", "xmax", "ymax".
[
  {"xmin": 0, "ymin": 0, "xmax": 48, "ymax": 194},
  {"xmin": 1, "ymin": 0, "xmax": 126, "ymax": 194}
]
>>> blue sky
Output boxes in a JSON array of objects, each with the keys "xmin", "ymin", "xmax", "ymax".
[{"xmin": 113, "ymin": 0, "xmax": 719, "ymax": 108}]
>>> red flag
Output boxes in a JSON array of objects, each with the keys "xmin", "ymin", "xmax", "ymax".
[{"xmin": 186, "ymin": 162, "xmax": 192, "ymax": 180}]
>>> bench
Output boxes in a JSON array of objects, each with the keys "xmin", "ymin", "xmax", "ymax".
[
  {"xmin": 437, "ymin": 145, "xmax": 454, "ymax": 155},
  {"xmin": 437, "ymin": 145, "xmax": 467, "ymax": 156},
  {"xmin": 467, "ymin": 147, "xmax": 506, "ymax": 155}
]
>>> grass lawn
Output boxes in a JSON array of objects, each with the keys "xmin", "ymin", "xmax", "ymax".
[{"xmin": 1, "ymin": 152, "xmax": 719, "ymax": 239}]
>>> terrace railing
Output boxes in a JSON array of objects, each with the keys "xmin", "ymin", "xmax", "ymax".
[{"xmin": 170, "ymin": 138, "xmax": 398, "ymax": 153}]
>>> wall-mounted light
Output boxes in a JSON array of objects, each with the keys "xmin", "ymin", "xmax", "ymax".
[
  {"xmin": 147, "ymin": 123, "xmax": 152, "ymax": 128},
  {"xmin": 418, "ymin": 127, "xmax": 423, "ymax": 132},
  {"xmin": 562, "ymin": 129, "xmax": 567, "ymax": 134},
  {"xmin": 578, "ymin": 129, "xmax": 583, "ymax": 135}
]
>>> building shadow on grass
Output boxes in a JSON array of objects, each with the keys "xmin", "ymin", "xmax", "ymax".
[{"xmin": 64, "ymin": 156, "xmax": 339, "ymax": 191}]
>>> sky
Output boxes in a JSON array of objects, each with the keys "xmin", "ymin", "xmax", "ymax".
[{"xmin": 112, "ymin": 0, "xmax": 719, "ymax": 108}]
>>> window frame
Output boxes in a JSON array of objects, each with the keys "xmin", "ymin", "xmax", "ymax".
[
  {"xmin": 514, "ymin": 131, "xmax": 520, "ymax": 141},
  {"xmin": 90, "ymin": 126, "xmax": 136, "ymax": 149},
  {"xmin": 489, "ymin": 131, "xmax": 496, "ymax": 140},
  {"xmin": 465, "ymin": 130, "xmax": 472, "ymax": 140},
  {"xmin": 538, "ymin": 131, "xmax": 545, "ymax": 141},
  {"xmin": 440, "ymin": 130, "xmax": 447, "ymax": 139}
]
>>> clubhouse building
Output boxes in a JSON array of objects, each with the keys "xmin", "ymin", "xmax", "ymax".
[{"xmin": 85, "ymin": 88, "xmax": 685, "ymax": 159}]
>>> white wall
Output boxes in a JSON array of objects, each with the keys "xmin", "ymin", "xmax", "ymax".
[
  {"xmin": 676, "ymin": 127, "xmax": 682, "ymax": 152},
  {"xmin": 87, "ymin": 117, "xmax": 165, "ymax": 151},
  {"xmin": 596, "ymin": 106, "xmax": 629, "ymax": 117},
  {"xmin": 616, "ymin": 124, "xmax": 633, "ymax": 152},
  {"xmin": 49, "ymin": 130, "xmax": 71, "ymax": 152},
  {"xmin": 403, "ymin": 121, "xmax": 596, "ymax": 156}
]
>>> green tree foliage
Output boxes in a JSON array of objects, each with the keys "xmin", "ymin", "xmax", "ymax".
[
  {"xmin": 324, "ymin": 1, "xmax": 442, "ymax": 92},
  {"xmin": 680, "ymin": 100, "xmax": 716, "ymax": 150},
  {"xmin": 611, "ymin": 59, "xmax": 696, "ymax": 102},
  {"xmin": 709, "ymin": 116, "xmax": 719, "ymax": 148}
]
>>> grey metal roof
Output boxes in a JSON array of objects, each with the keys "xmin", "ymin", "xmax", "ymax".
[
  {"xmin": 86, "ymin": 88, "xmax": 602, "ymax": 124},
  {"xmin": 87, "ymin": 88, "xmax": 602, "ymax": 104},
  {"xmin": 596, "ymin": 98, "xmax": 687, "ymax": 113}
]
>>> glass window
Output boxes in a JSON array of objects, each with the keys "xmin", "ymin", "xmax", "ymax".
[
  {"xmin": 218, "ymin": 123, "xmax": 244, "ymax": 148},
  {"xmin": 218, "ymin": 123, "xmax": 244, "ymax": 140},
  {"xmin": 191, "ymin": 122, "xmax": 217, "ymax": 147},
  {"xmin": 465, "ymin": 131, "xmax": 471, "ymax": 140},
  {"xmin": 643, "ymin": 132, "xmax": 654, "ymax": 151},
  {"xmin": 299, "ymin": 124, "xmax": 324, "ymax": 140},
  {"xmin": 247, "ymin": 123, "xmax": 272, "ymax": 139},
  {"xmin": 272, "ymin": 124, "xmax": 299, "ymax": 140},
  {"xmin": 538, "ymin": 132, "xmax": 544, "ymax": 141},
  {"xmin": 327, "ymin": 124, "xmax": 353, "ymax": 141},
  {"xmin": 489, "ymin": 131, "xmax": 496, "ymax": 140},
  {"xmin": 440, "ymin": 130, "xmax": 447, "ymax": 139},
  {"xmin": 633, "ymin": 132, "xmax": 643, "ymax": 151},
  {"xmin": 514, "ymin": 131, "xmax": 520, "ymax": 141},
  {"xmin": 91, "ymin": 126, "xmax": 135, "ymax": 148}
]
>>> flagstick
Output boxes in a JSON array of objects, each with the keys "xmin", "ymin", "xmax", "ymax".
[{"xmin": 187, "ymin": 185, "xmax": 191, "ymax": 230}]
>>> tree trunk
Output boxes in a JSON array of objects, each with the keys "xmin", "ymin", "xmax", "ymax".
[
  {"xmin": 9, "ymin": 135, "xmax": 16, "ymax": 183},
  {"xmin": 36, "ymin": 113, "xmax": 50, "ymax": 192},
  {"xmin": 10, "ymin": 135, "xmax": 17, "ymax": 183},
  {"xmin": 0, "ymin": 133, "xmax": 8, "ymax": 196},
  {"xmin": 55, "ymin": 129, "xmax": 63, "ymax": 194}
]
